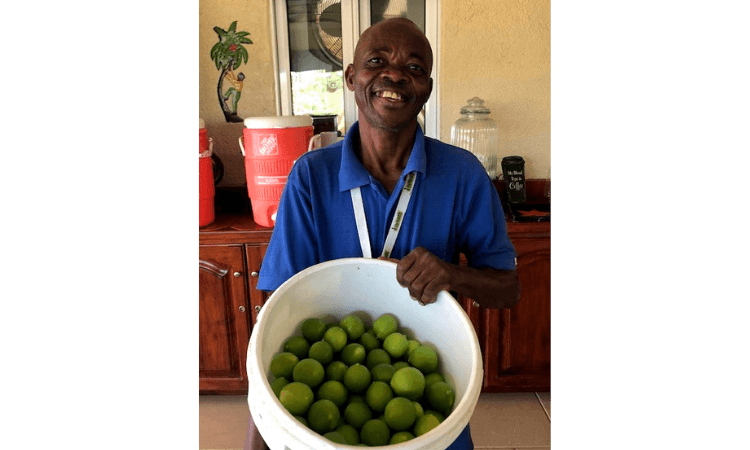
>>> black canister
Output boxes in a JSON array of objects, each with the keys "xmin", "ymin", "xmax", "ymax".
[{"xmin": 501, "ymin": 156, "xmax": 527, "ymax": 203}]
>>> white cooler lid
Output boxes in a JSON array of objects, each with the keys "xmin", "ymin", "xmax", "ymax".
[{"xmin": 243, "ymin": 115, "xmax": 313, "ymax": 129}]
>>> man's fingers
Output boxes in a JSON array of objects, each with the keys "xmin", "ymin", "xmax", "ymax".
[
  {"xmin": 378, "ymin": 256, "xmax": 399, "ymax": 263},
  {"xmin": 396, "ymin": 255, "xmax": 416, "ymax": 287}
]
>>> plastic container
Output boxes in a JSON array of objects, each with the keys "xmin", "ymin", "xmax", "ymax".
[
  {"xmin": 199, "ymin": 154, "xmax": 215, "ymax": 227},
  {"xmin": 449, "ymin": 97, "xmax": 500, "ymax": 179},
  {"xmin": 199, "ymin": 117, "xmax": 209, "ymax": 154},
  {"xmin": 240, "ymin": 116, "xmax": 314, "ymax": 227},
  {"xmin": 199, "ymin": 118, "xmax": 215, "ymax": 227},
  {"xmin": 246, "ymin": 258, "xmax": 483, "ymax": 450}
]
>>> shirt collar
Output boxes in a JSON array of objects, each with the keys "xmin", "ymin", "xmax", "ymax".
[{"xmin": 339, "ymin": 121, "xmax": 427, "ymax": 192}]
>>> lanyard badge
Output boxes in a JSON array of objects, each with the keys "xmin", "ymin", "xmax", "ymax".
[{"xmin": 350, "ymin": 171, "xmax": 417, "ymax": 259}]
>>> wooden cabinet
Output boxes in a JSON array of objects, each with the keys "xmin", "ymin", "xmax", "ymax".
[
  {"xmin": 246, "ymin": 244, "xmax": 271, "ymax": 325},
  {"xmin": 481, "ymin": 231, "xmax": 550, "ymax": 392},
  {"xmin": 198, "ymin": 213, "xmax": 270, "ymax": 394},
  {"xmin": 199, "ymin": 244, "xmax": 251, "ymax": 393},
  {"xmin": 458, "ymin": 223, "xmax": 550, "ymax": 392}
]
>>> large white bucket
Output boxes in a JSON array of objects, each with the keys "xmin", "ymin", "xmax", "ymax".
[{"xmin": 246, "ymin": 258, "xmax": 483, "ymax": 450}]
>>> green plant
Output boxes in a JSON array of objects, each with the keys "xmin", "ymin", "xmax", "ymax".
[{"xmin": 210, "ymin": 21, "xmax": 253, "ymax": 122}]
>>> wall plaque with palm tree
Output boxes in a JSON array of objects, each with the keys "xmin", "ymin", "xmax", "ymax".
[{"xmin": 210, "ymin": 21, "xmax": 253, "ymax": 123}]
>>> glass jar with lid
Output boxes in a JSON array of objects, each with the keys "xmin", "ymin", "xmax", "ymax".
[{"xmin": 449, "ymin": 97, "xmax": 499, "ymax": 179}]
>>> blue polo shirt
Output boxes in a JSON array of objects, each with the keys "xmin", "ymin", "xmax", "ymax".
[{"xmin": 257, "ymin": 121, "xmax": 515, "ymax": 291}]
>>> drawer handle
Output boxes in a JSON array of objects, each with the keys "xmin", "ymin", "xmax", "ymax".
[
  {"xmin": 233, "ymin": 271, "xmax": 242, "ymax": 278},
  {"xmin": 254, "ymin": 305, "xmax": 261, "ymax": 313},
  {"xmin": 239, "ymin": 306, "xmax": 246, "ymax": 312},
  {"xmin": 250, "ymin": 271, "xmax": 259, "ymax": 277}
]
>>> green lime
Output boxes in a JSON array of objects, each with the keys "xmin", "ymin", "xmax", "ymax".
[
  {"xmin": 307, "ymin": 399, "xmax": 341, "ymax": 434},
  {"xmin": 292, "ymin": 358, "xmax": 325, "ymax": 388},
  {"xmin": 317, "ymin": 380, "xmax": 349, "ymax": 408},
  {"xmin": 370, "ymin": 363, "xmax": 396, "ymax": 383},
  {"xmin": 270, "ymin": 352, "xmax": 299, "ymax": 379},
  {"xmin": 423, "ymin": 409, "xmax": 446, "ymax": 422},
  {"xmin": 340, "ymin": 314, "xmax": 366, "ymax": 341},
  {"xmin": 393, "ymin": 361, "xmax": 410, "ymax": 371},
  {"xmin": 413, "ymin": 413, "xmax": 441, "ymax": 436},
  {"xmin": 344, "ymin": 400, "xmax": 372, "ymax": 429},
  {"xmin": 366, "ymin": 348, "xmax": 391, "ymax": 369},
  {"xmin": 365, "ymin": 381, "xmax": 394, "ymax": 413},
  {"xmin": 359, "ymin": 331, "xmax": 381, "ymax": 352},
  {"xmin": 343, "ymin": 363, "xmax": 372, "ymax": 394},
  {"xmin": 323, "ymin": 326, "xmax": 348, "ymax": 352},
  {"xmin": 323, "ymin": 431, "xmax": 348, "ymax": 444},
  {"xmin": 308, "ymin": 340, "xmax": 334, "ymax": 365},
  {"xmin": 360, "ymin": 419, "xmax": 390, "ymax": 446},
  {"xmin": 390, "ymin": 367, "xmax": 425, "ymax": 400},
  {"xmin": 413, "ymin": 401, "xmax": 424, "ymax": 418},
  {"xmin": 426, "ymin": 381, "xmax": 455, "ymax": 414},
  {"xmin": 407, "ymin": 339, "xmax": 421, "ymax": 355},
  {"xmin": 424, "ymin": 372, "xmax": 446, "ymax": 389},
  {"xmin": 383, "ymin": 332, "xmax": 409, "ymax": 358},
  {"xmin": 294, "ymin": 415, "xmax": 308, "ymax": 426},
  {"xmin": 390, "ymin": 431, "xmax": 415, "ymax": 444},
  {"xmin": 408, "ymin": 346, "xmax": 439, "ymax": 374},
  {"xmin": 278, "ymin": 381, "xmax": 314, "ymax": 416},
  {"xmin": 301, "ymin": 318, "xmax": 327, "ymax": 342},
  {"xmin": 341, "ymin": 343, "xmax": 367, "ymax": 366},
  {"xmin": 384, "ymin": 397, "xmax": 417, "ymax": 431},
  {"xmin": 373, "ymin": 314, "xmax": 398, "ymax": 340},
  {"xmin": 335, "ymin": 424, "xmax": 360, "ymax": 445},
  {"xmin": 325, "ymin": 361, "xmax": 348, "ymax": 382},
  {"xmin": 270, "ymin": 377, "xmax": 290, "ymax": 398},
  {"xmin": 283, "ymin": 335, "xmax": 311, "ymax": 360}
]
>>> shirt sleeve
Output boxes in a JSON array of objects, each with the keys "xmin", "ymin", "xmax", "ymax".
[
  {"xmin": 458, "ymin": 166, "xmax": 517, "ymax": 271},
  {"xmin": 256, "ymin": 162, "xmax": 319, "ymax": 291}
]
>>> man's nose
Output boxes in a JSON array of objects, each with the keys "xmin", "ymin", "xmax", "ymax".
[{"xmin": 381, "ymin": 66, "xmax": 409, "ymax": 84}]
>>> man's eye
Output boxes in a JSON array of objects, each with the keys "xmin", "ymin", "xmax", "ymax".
[
  {"xmin": 408, "ymin": 64, "xmax": 424, "ymax": 72},
  {"xmin": 367, "ymin": 57, "xmax": 383, "ymax": 64}
]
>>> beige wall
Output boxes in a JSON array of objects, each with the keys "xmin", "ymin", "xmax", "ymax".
[
  {"xmin": 199, "ymin": 0, "xmax": 550, "ymax": 186},
  {"xmin": 440, "ymin": 0, "xmax": 550, "ymax": 179}
]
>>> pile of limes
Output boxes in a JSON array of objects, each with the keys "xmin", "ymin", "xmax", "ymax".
[{"xmin": 268, "ymin": 313, "xmax": 456, "ymax": 446}]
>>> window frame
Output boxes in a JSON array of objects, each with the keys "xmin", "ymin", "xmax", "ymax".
[{"xmin": 270, "ymin": 0, "xmax": 440, "ymax": 138}]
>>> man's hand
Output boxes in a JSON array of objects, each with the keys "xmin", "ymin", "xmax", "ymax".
[
  {"xmin": 380, "ymin": 247, "xmax": 521, "ymax": 309},
  {"xmin": 381, "ymin": 247, "xmax": 451, "ymax": 305}
]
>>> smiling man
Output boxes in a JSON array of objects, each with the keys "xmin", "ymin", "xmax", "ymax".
[{"xmin": 255, "ymin": 18, "xmax": 520, "ymax": 450}]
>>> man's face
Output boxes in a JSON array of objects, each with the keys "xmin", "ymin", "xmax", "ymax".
[{"xmin": 345, "ymin": 19, "xmax": 433, "ymax": 133}]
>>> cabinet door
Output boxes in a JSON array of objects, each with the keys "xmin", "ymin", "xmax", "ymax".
[
  {"xmin": 199, "ymin": 245, "xmax": 251, "ymax": 393},
  {"xmin": 246, "ymin": 244, "xmax": 270, "ymax": 325},
  {"xmin": 483, "ymin": 236, "xmax": 551, "ymax": 392}
]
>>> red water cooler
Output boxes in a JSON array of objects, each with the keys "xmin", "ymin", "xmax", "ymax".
[
  {"xmin": 240, "ymin": 116, "xmax": 313, "ymax": 227},
  {"xmin": 199, "ymin": 118, "xmax": 215, "ymax": 227}
]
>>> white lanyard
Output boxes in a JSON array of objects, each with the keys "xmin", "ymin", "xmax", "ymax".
[{"xmin": 350, "ymin": 171, "xmax": 417, "ymax": 259}]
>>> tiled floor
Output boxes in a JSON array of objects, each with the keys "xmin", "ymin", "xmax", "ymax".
[{"xmin": 199, "ymin": 391, "xmax": 550, "ymax": 449}]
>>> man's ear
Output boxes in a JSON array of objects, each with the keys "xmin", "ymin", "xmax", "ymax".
[{"xmin": 345, "ymin": 64, "xmax": 355, "ymax": 92}]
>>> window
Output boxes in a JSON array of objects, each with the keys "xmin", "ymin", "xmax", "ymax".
[{"xmin": 272, "ymin": 0, "xmax": 440, "ymax": 138}]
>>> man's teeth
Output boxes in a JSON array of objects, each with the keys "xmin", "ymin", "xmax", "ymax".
[{"xmin": 379, "ymin": 91, "xmax": 402, "ymax": 100}]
